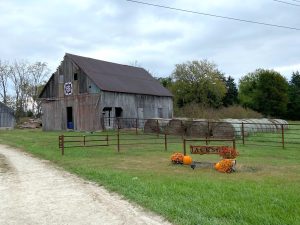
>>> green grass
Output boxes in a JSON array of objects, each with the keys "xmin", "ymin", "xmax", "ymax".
[{"xmin": 0, "ymin": 129, "xmax": 299, "ymax": 225}]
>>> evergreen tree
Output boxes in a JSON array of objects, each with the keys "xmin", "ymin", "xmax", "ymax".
[
  {"xmin": 222, "ymin": 76, "xmax": 238, "ymax": 106},
  {"xmin": 287, "ymin": 71, "xmax": 300, "ymax": 120}
]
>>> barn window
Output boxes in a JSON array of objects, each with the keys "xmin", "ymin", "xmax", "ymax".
[
  {"xmin": 115, "ymin": 107, "xmax": 123, "ymax": 118},
  {"xmin": 74, "ymin": 73, "xmax": 78, "ymax": 80}
]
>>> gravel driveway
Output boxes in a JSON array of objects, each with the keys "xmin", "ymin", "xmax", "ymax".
[{"xmin": 0, "ymin": 145, "xmax": 171, "ymax": 225}]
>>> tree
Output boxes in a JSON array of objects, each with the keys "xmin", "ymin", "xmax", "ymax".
[
  {"xmin": 28, "ymin": 62, "xmax": 50, "ymax": 115},
  {"xmin": 287, "ymin": 71, "xmax": 300, "ymax": 120},
  {"xmin": 171, "ymin": 60, "xmax": 226, "ymax": 108},
  {"xmin": 156, "ymin": 76, "xmax": 173, "ymax": 88},
  {"xmin": 10, "ymin": 60, "xmax": 31, "ymax": 118},
  {"xmin": 0, "ymin": 60, "xmax": 11, "ymax": 104},
  {"xmin": 239, "ymin": 69, "xmax": 288, "ymax": 117},
  {"xmin": 222, "ymin": 76, "xmax": 238, "ymax": 106}
]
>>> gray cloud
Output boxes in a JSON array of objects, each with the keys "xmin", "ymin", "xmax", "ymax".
[{"xmin": 0, "ymin": 0, "xmax": 299, "ymax": 82}]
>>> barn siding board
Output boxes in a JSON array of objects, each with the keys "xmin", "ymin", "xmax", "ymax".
[
  {"xmin": 101, "ymin": 92, "xmax": 173, "ymax": 119},
  {"xmin": 41, "ymin": 94, "xmax": 102, "ymax": 131},
  {"xmin": 0, "ymin": 103, "xmax": 15, "ymax": 129}
]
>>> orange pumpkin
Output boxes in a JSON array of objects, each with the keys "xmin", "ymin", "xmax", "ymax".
[
  {"xmin": 171, "ymin": 152, "xmax": 184, "ymax": 164},
  {"xmin": 215, "ymin": 162, "xmax": 222, "ymax": 170},
  {"xmin": 215, "ymin": 159, "xmax": 234, "ymax": 173},
  {"xmin": 183, "ymin": 155, "xmax": 193, "ymax": 165}
]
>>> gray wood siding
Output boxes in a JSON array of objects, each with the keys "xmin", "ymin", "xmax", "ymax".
[
  {"xmin": 101, "ymin": 91, "xmax": 173, "ymax": 119},
  {"xmin": 40, "ymin": 55, "xmax": 100, "ymax": 99},
  {"xmin": 0, "ymin": 104, "xmax": 15, "ymax": 128},
  {"xmin": 41, "ymin": 94, "xmax": 102, "ymax": 131}
]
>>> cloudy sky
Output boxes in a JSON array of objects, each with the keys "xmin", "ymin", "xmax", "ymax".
[{"xmin": 0, "ymin": 0, "xmax": 299, "ymax": 82}]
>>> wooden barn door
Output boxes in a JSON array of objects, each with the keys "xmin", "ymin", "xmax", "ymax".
[{"xmin": 66, "ymin": 107, "xmax": 74, "ymax": 129}]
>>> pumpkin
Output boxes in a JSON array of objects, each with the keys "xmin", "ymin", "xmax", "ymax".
[
  {"xmin": 183, "ymin": 155, "xmax": 193, "ymax": 165},
  {"xmin": 215, "ymin": 162, "xmax": 222, "ymax": 170},
  {"xmin": 171, "ymin": 152, "xmax": 184, "ymax": 164},
  {"xmin": 215, "ymin": 159, "xmax": 234, "ymax": 173}
]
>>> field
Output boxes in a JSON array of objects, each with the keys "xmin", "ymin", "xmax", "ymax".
[{"xmin": 0, "ymin": 129, "xmax": 299, "ymax": 225}]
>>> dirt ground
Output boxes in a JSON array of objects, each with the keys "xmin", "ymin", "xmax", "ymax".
[{"xmin": 0, "ymin": 145, "xmax": 171, "ymax": 225}]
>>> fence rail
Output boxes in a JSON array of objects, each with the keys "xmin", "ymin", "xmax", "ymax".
[{"xmin": 58, "ymin": 118, "xmax": 300, "ymax": 155}]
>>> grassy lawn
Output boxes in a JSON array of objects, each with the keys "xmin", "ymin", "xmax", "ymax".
[{"xmin": 0, "ymin": 129, "xmax": 299, "ymax": 225}]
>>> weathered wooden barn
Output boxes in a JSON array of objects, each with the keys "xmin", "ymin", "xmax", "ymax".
[
  {"xmin": 39, "ymin": 53, "xmax": 173, "ymax": 131},
  {"xmin": 0, "ymin": 102, "xmax": 15, "ymax": 129}
]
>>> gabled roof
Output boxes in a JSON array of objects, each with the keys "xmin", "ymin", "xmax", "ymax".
[{"xmin": 66, "ymin": 53, "xmax": 173, "ymax": 97}]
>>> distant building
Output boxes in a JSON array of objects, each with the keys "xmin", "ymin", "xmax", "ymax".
[
  {"xmin": 39, "ymin": 53, "xmax": 173, "ymax": 131},
  {"xmin": 0, "ymin": 102, "xmax": 15, "ymax": 129}
]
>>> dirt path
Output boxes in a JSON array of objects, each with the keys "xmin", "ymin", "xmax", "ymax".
[{"xmin": 0, "ymin": 145, "xmax": 171, "ymax": 225}]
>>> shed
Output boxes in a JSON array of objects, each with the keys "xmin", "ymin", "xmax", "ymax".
[
  {"xmin": 0, "ymin": 102, "xmax": 15, "ymax": 129},
  {"xmin": 39, "ymin": 53, "xmax": 173, "ymax": 131}
]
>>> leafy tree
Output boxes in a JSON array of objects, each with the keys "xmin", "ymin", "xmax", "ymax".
[
  {"xmin": 28, "ymin": 62, "xmax": 50, "ymax": 115},
  {"xmin": 239, "ymin": 69, "xmax": 288, "ymax": 117},
  {"xmin": 222, "ymin": 76, "xmax": 238, "ymax": 106},
  {"xmin": 156, "ymin": 76, "xmax": 173, "ymax": 88},
  {"xmin": 171, "ymin": 60, "xmax": 226, "ymax": 108},
  {"xmin": 10, "ymin": 60, "xmax": 31, "ymax": 118},
  {"xmin": 287, "ymin": 71, "xmax": 300, "ymax": 120}
]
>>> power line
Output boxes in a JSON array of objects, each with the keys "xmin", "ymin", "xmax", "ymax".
[
  {"xmin": 126, "ymin": 0, "xmax": 300, "ymax": 31},
  {"xmin": 272, "ymin": 0, "xmax": 300, "ymax": 7}
]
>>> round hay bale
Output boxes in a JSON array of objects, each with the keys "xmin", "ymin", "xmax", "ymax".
[
  {"xmin": 165, "ymin": 119, "xmax": 185, "ymax": 135},
  {"xmin": 144, "ymin": 119, "xmax": 169, "ymax": 134},
  {"xmin": 211, "ymin": 121, "xmax": 235, "ymax": 138},
  {"xmin": 185, "ymin": 119, "xmax": 208, "ymax": 138}
]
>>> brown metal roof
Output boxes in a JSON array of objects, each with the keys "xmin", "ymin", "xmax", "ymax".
[{"xmin": 66, "ymin": 53, "xmax": 173, "ymax": 97}]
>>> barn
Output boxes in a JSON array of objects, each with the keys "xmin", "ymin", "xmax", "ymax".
[
  {"xmin": 39, "ymin": 53, "xmax": 173, "ymax": 131},
  {"xmin": 0, "ymin": 102, "xmax": 15, "ymax": 130}
]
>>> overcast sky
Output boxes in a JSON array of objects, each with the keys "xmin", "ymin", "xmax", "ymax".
[{"xmin": 0, "ymin": 0, "xmax": 299, "ymax": 82}]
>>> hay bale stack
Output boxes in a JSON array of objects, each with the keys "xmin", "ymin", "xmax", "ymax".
[
  {"xmin": 144, "ymin": 119, "xmax": 159, "ymax": 133},
  {"xmin": 185, "ymin": 119, "xmax": 208, "ymax": 138},
  {"xmin": 211, "ymin": 121, "xmax": 235, "ymax": 138},
  {"xmin": 165, "ymin": 119, "xmax": 186, "ymax": 135},
  {"xmin": 144, "ymin": 119, "xmax": 170, "ymax": 134}
]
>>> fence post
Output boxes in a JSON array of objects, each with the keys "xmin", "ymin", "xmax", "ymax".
[
  {"xmin": 281, "ymin": 124, "xmax": 285, "ymax": 149},
  {"xmin": 207, "ymin": 121, "xmax": 210, "ymax": 137},
  {"xmin": 117, "ymin": 124, "xmax": 120, "ymax": 152},
  {"xmin": 60, "ymin": 135, "xmax": 64, "ymax": 156},
  {"xmin": 183, "ymin": 139, "xmax": 186, "ymax": 156},
  {"xmin": 106, "ymin": 134, "xmax": 109, "ymax": 146},
  {"xmin": 233, "ymin": 138, "xmax": 236, "ymax": 150},
  {"xmin": 242, "ymin": 122, "xmax": 245, "ymax": 145},
  {"xmin": 83, "ymin": 135, "xmax": 86, "ymax": 146},
  {"xmin": 156, "ymin": 119, "xmax": 159, "ymax": 138},
  {"xmin": 205, "ymin": 136, "xmax": 208, "ymax": 145},
  {"xmin": 164, "ymin": 132, "xmax": 167, "ymax": 151},
  {"xmin": 135, "ymin": 118, "xmax": 138, "ymax": 135}
]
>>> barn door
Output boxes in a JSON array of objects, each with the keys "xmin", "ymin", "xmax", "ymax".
[
  {"xmin": 66, "ymin": 107, "xmax": 74, "ymax": 129},
  {"xmin": 103, "ymin": 107, "xmax": 113, "ymax": 129}
]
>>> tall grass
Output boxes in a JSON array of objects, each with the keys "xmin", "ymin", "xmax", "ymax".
[
  {"xmin": 0, "ymin": 129, "xmax": 299, "ymax": 225},
  {"xmin": 174, "ymin": 104, "xmax": 262, "ymax": 119}
]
